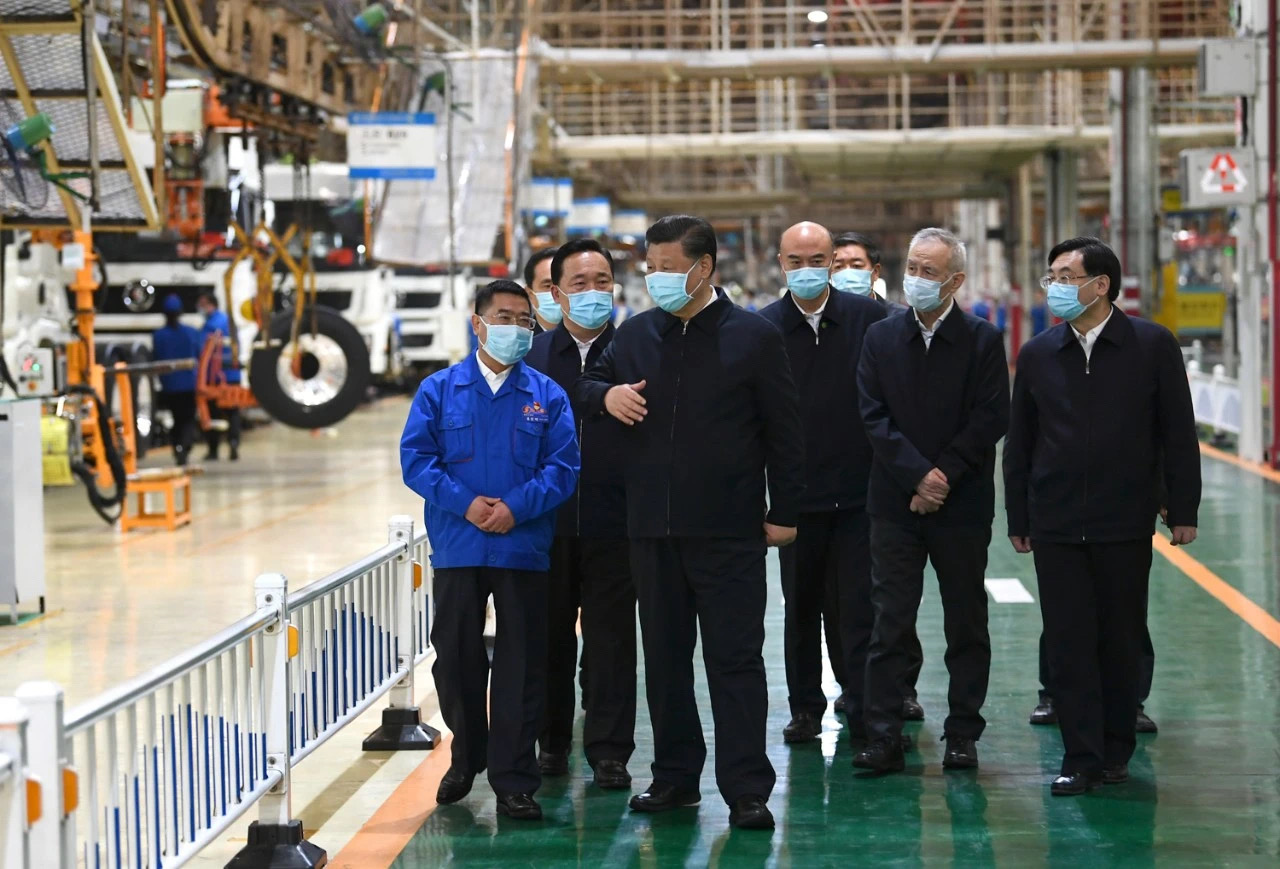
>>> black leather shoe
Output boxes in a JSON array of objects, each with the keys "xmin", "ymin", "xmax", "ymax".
[
  {"xmin": 436, "ymin": 767, "xmax": 474, "ymax": 804},
  {"xmin": 728, "ymin": 795, "xmax": 775, "ymax": 830},
  {"xmin": 834, "ymin": 694, "xmax": 848, "ymax": 716},
  {"xmin": 852, "ymin": 737, "xmax": 905, "ymax": 773},
  {"xmin": 901, "ymin": 696, "xmax": 925, "ymax": 722},
  {"xmin": 900, "ymin": 732, "xmax": 914, "ymax": 753},
  {"xmin": 538, "ymin": 751, "xmax": 569, "ymax": 776},
  {"xmin": 591, "ymin": 759, "xmax": 632, "ymax": 790},
  {"xmin": 1051, "ymin": 772, "xmax": 1101, "ymax": 796},
  {"xmin": 1135, "ymin": 708, "xmax": 1158, "ymax": 734},
  {"xmin": 783, "ymin": 712, "xmax": 822, "ymax": 744},
  {"xmin": 1030, "ymin": 698, "xmax": 1059, "ymax": 726},
  {"xmin": 1102, "ymin": 764, "xmax": 1129, "ymax": 784},
  {"xmin": 628, "ymin": 782, "xmax": 701, "ymax": 813},
  {"xmin": 496, "ymin": 792, "xmax": 543, "ymax": 820},
  {"xmin": 942, "ymin": 735, "xmax": 978, "ymax": 770}
]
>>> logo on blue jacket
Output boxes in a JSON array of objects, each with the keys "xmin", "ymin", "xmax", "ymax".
[{"xmin": 521, "ymin": 401, "xmax": 549, "ymax": 424}]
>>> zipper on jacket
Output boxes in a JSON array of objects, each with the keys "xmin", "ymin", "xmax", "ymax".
[
  {"xmin": 577, "ymin": 353, "xmax": 585, "ymax": 535},
  {"xmin": 666, "ymin": 321, "xmax": 688, "ymax": 534},
  {"xmin": 1082, "ymin": 349, "xmax": 1090, "ymax": 542}
]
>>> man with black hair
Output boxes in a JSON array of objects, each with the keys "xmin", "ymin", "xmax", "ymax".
[
  {"xmin": 1004, "ymin": 236, "xmax": 1200, "ymax": 796},
  {"xmin": 522, "ymin": 247, "xmax": 562, "ymax": 332},
  {"xmin": 525, "ymin": 238, "xmax": 637, "ymax": 790},
  {"xmin": 831, "ymin": 231, "xmax": 926, "ymax": 723},
  {"xmin": 196, "ymin": 291, "xmax": 242, "ymax": 461},
  {"xmin": 576, "ymin": 214, "xmax": 805, "ymax": 831},
  {"xmin": 401, "ymin": 279, "xmax": 580, "ymax": 820},
  {"xmin": 152, "ymin": 294, "xmax": 202, "ymax": 466}
]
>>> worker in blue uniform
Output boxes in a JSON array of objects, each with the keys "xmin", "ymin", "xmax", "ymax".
[
  {"xmin": 1004, "ymin": 237, "xmax": 1200, "ymax": 796},
  {"xmin": 576, "ymin": 215, "xmax": 805, "ymax": 831},
  {"xmin": 401, "ymin": 279, "xmax": 580, "ymax": 821},
  {"xmin": 830, "ymin": 230, "xmax": 927, "ymax": 723},
  {"xmin": 151, "ymin": 294, "xmax": 202, "ymax": 466},
  {"xmin": 525, "ymin": 238, "xmax": 636, "ymax": 790},
  {"xmin": 758, "ymin": 222, "xmax": 889, "ymax": 748},
  {"xmin": 196, "ymin": 291, "xmax": 242, "ymax": 461}
]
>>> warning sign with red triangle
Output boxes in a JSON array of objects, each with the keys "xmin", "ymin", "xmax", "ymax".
[{"xmin": 1201, "ymin": 152, "xmax": 1248, "ymax": 194}]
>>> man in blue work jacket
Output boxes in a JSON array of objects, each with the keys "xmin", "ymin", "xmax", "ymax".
[
  {"xmin": 401, "ymin": 279, "xmax": 580, "ymax": 821},
  {"xmin": 152, "ymin": 294, "xmax": 202, "ymax": 465},
  {"xmin": 196, "ymin": 291, "xmax": 242, "ymax": 461}
]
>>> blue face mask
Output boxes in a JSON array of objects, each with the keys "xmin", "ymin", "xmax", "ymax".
[
  {"xmin": 831, "ymin": 268, "xmax": 874, "ymax": 296},
  {"xmin": 480, "ymin": 320, "xmax": 534, "ymax": 366},
  {"xmin": 534, "ymin": 291, "xmax": 563, "ymax": 325},
  {"xmin": 645, "ymin": 263, "xmax": 704, "ymax": 314},
  {"xmin": 565, "ymin": 289, "xmax": 614, "ymax": 329},
  {"xmin": 785, "ymin": 267, "xmax": 830, "ymax": 300},
  {"xmin": 1046, "ymin": 277, "xmax": 1101, "ymax": 322},
  {"xmin": 903, "ymin": 273, "xmax": 952, "ymax": 312}
]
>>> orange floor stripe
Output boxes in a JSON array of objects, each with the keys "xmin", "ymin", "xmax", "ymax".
[
  {"xmin": 328, "ymin": 733, "xmax": 454, "ymax": 869},
  {"xmin": 1153, "ymin": 533, "xmax": 1280, "ymax": 649},
  {"xmin": 1198, "ymin": 442, "xmax": 1280, "ymax": 485}
]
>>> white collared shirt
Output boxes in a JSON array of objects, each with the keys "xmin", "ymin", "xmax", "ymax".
[
  {"xmin": 698, "ymin": 284, "xmax": 721, "ymax": 315},
  {"xmin": 1073, "ymin": 306, "xmax": 1114, "ymax": 362},
  {"xmin": 791, "ymin": 290, "xmax": 828, "ymax": 336},
  {"xmin": 476, "ymin": 352, "xmax": 512, "ymax": 394},
  {"xmin": 914, "ymin": 298, "xmax": 956, "ymax": 350},
  {"xmin": 574, "ymin": 333, "xmax": 600, "ymax": 367}
]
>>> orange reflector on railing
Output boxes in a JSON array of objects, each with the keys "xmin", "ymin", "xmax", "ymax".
[
  {"xmin": 413, "ymin": 561, "xmax": 423, "ymax": 590},
  {"xmin": 26, "ymin": 776, "xmax": 41, "ymax": 826},
  {"xmin": 63, "ymin": 767, "xmax": 78, "ymax": 816},
  {"xmin": 288, "ymin": 624, "xmax": 299, "ymax": 660}
]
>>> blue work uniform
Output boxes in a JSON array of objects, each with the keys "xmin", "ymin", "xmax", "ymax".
[
  {"xmin": 152, "ymin": 323, "xmax": 201, "ymax": 392},
  {"xmin": 401, "ymin": 353, "xmax": 580, "ymax": 571},
  {"xmin": 202, "ymin": 309, "xmax": 241, "ymax": 384},
  {"xmin": 401, "ymin": 351, "xmax": 580, "ymax": 797}
]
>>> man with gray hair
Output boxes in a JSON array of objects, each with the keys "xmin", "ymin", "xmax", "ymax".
[{"xmin": 853, "ymin": 226, "xmax": 1010, "ymax": 774}]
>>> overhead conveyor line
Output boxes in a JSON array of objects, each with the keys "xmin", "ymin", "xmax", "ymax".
[{"xmin": 535, "ymin": 37, "xmax": 1208, "ymax": 84}]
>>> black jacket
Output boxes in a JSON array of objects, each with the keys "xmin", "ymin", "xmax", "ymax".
[
  {"xmin": 526, "ymin": 322, "xmax": 627, "ymax": 538},
  {"xmin": 857, "ymin": 304, "xmax": 1010, "ymax": 526},
  {"xmin": 1003, "ymin": 307, "xmax": 1201, "ymax": 543},
  {"xmin": 758, "ymin": 289, "xmax": 887, "ymax": 513},
  {"xmin": 574, "ymin": 290, "xmax": 806, "ymax": 539}
]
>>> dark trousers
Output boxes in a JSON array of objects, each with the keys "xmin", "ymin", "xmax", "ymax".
[
  {"xmin": 1038, "ymin": 621, "xmax": 1154, "ymax": 705},
  {"xmin": 865, "ymin": 519, "xmax": 992, "ymax": 742},
  {"xmin": 1033, "ymin": 540, "xmax": 1153, "ymax": 775},
  {"xmin": 631, "ymin": 537, "xmax": 775, "ymax": 804},
  {"xmin": 539, "ymin": 536, "xmax": 637, "ymax": 764},
  {"xmin": 431, "ymin": 566, "xmax": 548, "ymax": 795},
  {"xmin": 207, "ymin": 406, "xmax": 241, "ymax": 455},
  {"xmin": 159, "ymin": 391, "xmax": 197, "ymax": 464}
]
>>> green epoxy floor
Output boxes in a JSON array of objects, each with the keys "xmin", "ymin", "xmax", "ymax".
[{"xmin": 394, "ymin": 454, "xmax": 1280, "ymax": 867}]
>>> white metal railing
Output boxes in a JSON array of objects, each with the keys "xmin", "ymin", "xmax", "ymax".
[
  {"xmin": 1, "ymin": 697, "xmax": 39, "ymax": 869},
  {"xmin": 6, "ymin": 516, "xmax": 436, "ymax": 868},
  {"xmin": 1187, "ymin": 359, "xmax": 1242, "ymax": 436}
]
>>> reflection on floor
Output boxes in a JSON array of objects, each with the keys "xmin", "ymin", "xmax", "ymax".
[{"xmin": 393, "ymin": 454, "xmax": 1280, "ymax": 867}]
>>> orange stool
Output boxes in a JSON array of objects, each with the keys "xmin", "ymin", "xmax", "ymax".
[{"xmin": 121, "ymin": 470, "xmax": 192, "ymax": 533}]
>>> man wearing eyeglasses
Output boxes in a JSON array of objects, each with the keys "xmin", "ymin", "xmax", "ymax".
[
  {"xmin": 1004, "ymin": 237, "xmax": 1200, "ymax": 796},
  {"xmin": 854, "ymin": 227, "xmax": 1009, "ymax": 775},
  {"xmin": 401, "ymin": 279, "xmax": 580, "ymax": 821},
  {"xmin": 525, "ymin": 239, "xmax": 637, "ymax": 791}
]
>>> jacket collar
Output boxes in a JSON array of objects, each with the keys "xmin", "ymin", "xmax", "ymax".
[
  {"xmin": 779, "ymin": 287, "xmax": 839, "ymax": 332},
  {"xmin": 551, "ymin": 320, "xmax": 614, "ymax": 356},
  {"xmin": 1057, "ymin": 304, "xmax": 1127, "ymax": 351},
  {"xmin": 456, "ymin": 352, "xmax": 533, "ymax": 396},
  {"xmin": 897, "ymin": 303, "xmax": 961, "ymax": 344},
  {"xmin": 659, "ymin": 287, "xmax": 731, "ymax": 335}
]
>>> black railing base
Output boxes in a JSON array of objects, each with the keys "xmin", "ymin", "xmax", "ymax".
[
  {"xmin": 362, "ymin": 705, "xmax": 440, "ymax": 751},
  {"xmin": 225, "ymin": 820, "xmax": 327, "ymax": 869}
]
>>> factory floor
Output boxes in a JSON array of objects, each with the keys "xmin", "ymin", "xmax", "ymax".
[{"xmin": 4, "ymin": 397, "xmax": 1279, "ymax": 866}]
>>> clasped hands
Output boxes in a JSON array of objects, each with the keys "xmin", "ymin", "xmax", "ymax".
[
  {"xmin": 466, "ymin": 495, "xmax": 516, "ymax": 534},
  {"xmin": 911, "ymin": 467, "xmax": 950, "ymax": 516}
]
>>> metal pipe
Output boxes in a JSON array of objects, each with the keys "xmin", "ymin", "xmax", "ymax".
[
  {"xmin": 536, "ymin": 38, "xmax": 1207, "ymax": 83},
  {"xmin": 286, "ymin": 543, "xmax": 405, "ymax": 609},
  {"xmin": 1270, "ymin": 0, "xmax": 1280, "ymax": 467}
]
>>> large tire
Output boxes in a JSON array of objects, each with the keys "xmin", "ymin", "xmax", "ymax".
[
  {"xmin": 249, "ymin": 305, "xmax": 370, "ymax": 429},
  {"xmin": 129, "ymin": 343, "xmax": 156, "ymax": 458}
]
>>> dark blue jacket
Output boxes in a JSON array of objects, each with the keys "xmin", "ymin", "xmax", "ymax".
[
  {"xmin": 858, "ymin": 305, "xmax": 1010, "ymax": 526},
  {"xmin": 525, "ymin": 322, "xmax": 627, "ymax": 538},
  {"xmin": 758, "ymin": 289, "xmax": 886, "ymax": 513},
  {"xmin": 202, "ymin": 310, "xmax": 242, "ymax": 384},
  {"xmin": 1003, "ymin": 308, "xmax": 1201, "ymax": 543},
  {"xmin": 574, "ymin": 290, "xmax": 805, "ymax": 538},
  {"xmin": 152, "ymin": 323, "xmax": 201, "ymax": 392},
  {"xmin": 401, "ymin": 354, "xmax": 580, "ymax": 571}
]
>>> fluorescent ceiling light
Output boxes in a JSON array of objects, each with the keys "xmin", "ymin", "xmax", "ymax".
[{"xmin": 807, "ymin": 9, "xmax": 829, "ymax": 24}]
